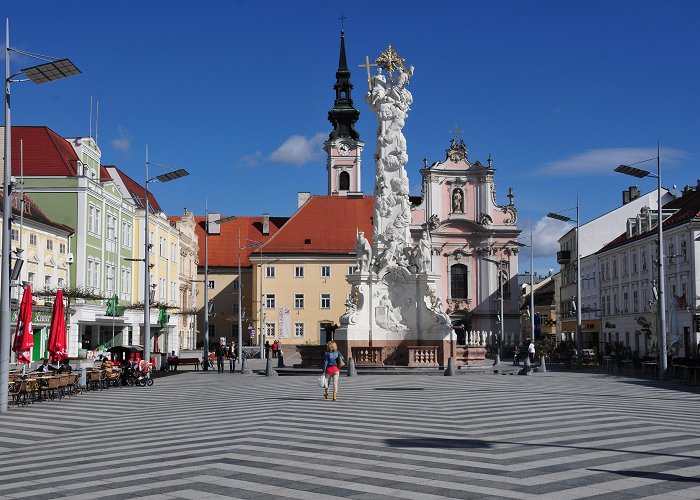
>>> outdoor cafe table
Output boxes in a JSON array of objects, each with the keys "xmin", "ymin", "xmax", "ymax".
[{"xmin": 620, "ymin": 360, "xmax": 635, "ymax": 377}]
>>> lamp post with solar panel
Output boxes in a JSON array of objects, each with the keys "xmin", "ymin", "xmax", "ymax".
[
  {"xmin": 547, "ymin": 199, "xmax": 582, "ymax": 359},
  {"xmin": 614, "ymin": 145, "xmax": 667, "ymax": 380},
  {"xmin": 143, "ymin": 148, "xmax": 189, "ymax": 371},
  {"xmin": 1, "ymin": 20, "xmax": 81, "ymax": 414}
]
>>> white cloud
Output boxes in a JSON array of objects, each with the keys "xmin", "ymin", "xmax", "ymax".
[
  {"xmin": 530, "ymin": 216, "xmax": 574, "ymax": 258},
  {"xmin": 537, "ymin": 147, "xmax": 689, "ymax": 177},
  {"xmin": 236, "ymin": 151, "xmax": 263, "ymax": 169},
  {"xmin": 111, "ymin": 127, "xmax": 132, "ymax": 153},
  {"xmin": 270, "ymin": 132, "xmax": 325, "ymax": 166}
]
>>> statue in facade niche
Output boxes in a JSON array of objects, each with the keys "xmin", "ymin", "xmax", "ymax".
[{"xmin": 452, "ymin": 189, "xmax": 463, "ymax": 213}]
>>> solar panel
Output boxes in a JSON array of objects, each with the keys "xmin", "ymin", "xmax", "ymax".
[{"xmin": 21, "ymin": 59, "xmax": 81, "ymax": 85}]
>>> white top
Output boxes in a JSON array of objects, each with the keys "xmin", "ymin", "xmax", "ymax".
[{"xmin": 528, "ymin": 342, "xmax": 535, "ymax": 354}]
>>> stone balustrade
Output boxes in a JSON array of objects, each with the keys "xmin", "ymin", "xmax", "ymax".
[
  {"xmin": 407, "ymin": 346, "xmax": 439, "ymax": 367},
  {"xmin": 351, "ymin": 346, "xmax": 385, "ymax": 366}
]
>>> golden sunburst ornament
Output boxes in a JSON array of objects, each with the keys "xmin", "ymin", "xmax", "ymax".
[{"xmin": 375, "ymin": 44, "xmax": 406, "ymax": 76}]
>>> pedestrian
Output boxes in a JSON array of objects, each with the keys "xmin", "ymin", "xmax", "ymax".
[
  {"xmin": 264, "ymin": 341, "xmax": 271, "ymax": 359},
  {"xmin": 528, "ymin": 338, "xmax": 535, "ymax": 364},
  {"xmin": 167, "ymin": 350, "xmax": 179, "ymax": 371},
  {"xmin": 215, "ymin": 343, "xmax": 225, "ymax": 373},
  {"xmin": 272, "ymin": 340, "xmax": 279, "ymax": 358},
  {"xmin": 228, "ymin": 343, "xmax": 237, "ymax": 373},
  {"xmin": 513, "ymin": 344, "xmax": 520, "ymax": 366},
  {"xmin": 322, "ymin": 340, "xmax": 344, "ymax": 401}
]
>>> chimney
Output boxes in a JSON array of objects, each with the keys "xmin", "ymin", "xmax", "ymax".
[
  {"xmin": 262, "ymin": 213, "xmax": 270, "ymax": 235},
  {"xmin": 622, "ymin": 189, "xmax": 630, "ymax": 205},
  {"xmin": 629, "ymin": 186, "xmax": 640, "ymax": 201},
  {"xmin": 298, "ymin": 192, "xmax": 311, "ymax": 208}
]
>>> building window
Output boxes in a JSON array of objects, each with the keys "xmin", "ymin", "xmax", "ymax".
[
  {"xmin": 171, "ymin": 243, "xmax": 178, "ymax": 263},
  {"xmin": 27, "ymin": 272, "xmax": 35, "ymax": 288},
  {"xmin": 294, "ymin": 293, "xmax": 304, "ymax": 309},
  {"xmin": 641, "ymin": 250, "xmax": 647, "ymax": 271},
  {"xmin": 681, "ymin": 238, "xmax": 687, "ymax": 261},
  {"xmin": 160, "ymin": 237, "xmax": 167, "ymax": 258},
  {"xmin": 612, "ymin": 260, "xmax": 617, "ymax": 278},
  {"xmin": 45, "ymin": 275, "xmax": 52, "ymax": 288},
  {"xmin": 121, "ymin": 268, "xmax": 131, "ymax": 299},
  {"xmin": 294, "ymin": 266, "xmax": 304, "ymax": 278},
  {"xmin": 265, "ymin": 294, "xmax": 276, "ymax": 308},
  {"xmin": 58, "ymin": 277, "xmax": 65, "ymax": 289},
  {"xmin": 29, "ymin": 234, "xmax": 37, "ymax": 246},
  {"xmin": 160, "ymin": 278, "xmax": 166, "ymax": 300},
  {"xmin": 106, "ymin": 264, "xmax": 115, "ymax": 292},
  {"xmin": 348, "ymin": 266, "xmax": 358, "ymax": 275},
  {"xmin": 122, "ymin": 221, "xmax": 132, "ymax": 247},
  {"xmin": 46, "ymin": 240, "xmax": 53, "ymax": 251},
  {"xmin": 321, "ymin": 293, "xmax": 331, "ymax": 309},
  {"xmin": 632, "ymin": 252, "xmax": 637, "ymax": 274},
  {"xmin": 339, "ymin": 171, "xmax": 350, "ymax": 191},
  {"xmin": 294, "ymin": 322, "xmax": 305, "ymax": 338},
  {"xmin": 321, "ymin": 265, "xmax": 331, "ymax": 278},
  {"xmin": 633, "ymin": 290, "xmax": 638, "ymax": 313},
  {"xmin": 450, "ymin": 264, "xmax": 468, "ymax": 299},
  {"xmin": 59, "ymin": 243, "xmax": 66, "ymax": 254},
  {"xmin": 107, "ymin": 214, "xmax": 117, "ymax": 241},
  {"xmin": 208, "ymin": 280, "xmax": 215, "ymax": 289},
  {"xmin": 233, "ymin": 278, "xmax": 239, "ymax": 290},
  {"xmin": 11, "ymin": 228, "xmax": 18, "ymax": 241},
  {"xmin": 265, "ymin": 323, "xmax": 275, "ymax": 337},
  {"xmin": 266, "ymin": 266, "xmax": 276, "ymax": 278}
]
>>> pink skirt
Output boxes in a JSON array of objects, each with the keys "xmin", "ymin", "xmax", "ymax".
[{"xmin": 326, "ymin": 366, "xmax": 340, "ymax": 375}]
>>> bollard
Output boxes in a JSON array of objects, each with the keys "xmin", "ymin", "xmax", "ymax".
[
  {"xmin": 277, "ymin": 352, "xmax": 286, "ymax": 368},
  {"xmin": 444, "ymin": 357, "xmax": 456, "ymax": 376},
  {"xmin": 265, "ymin": 357, "xmax": 278, "ymax": 377},
  {"xmin": 520, "ymin": 355, "xmax": 532, "ymax": 375},
  {"xmin": 241, "ymin": 357, "xmax": 253, "ymax": 375},
  {"xmin": 347, "ymin": 357, "xmax": 357, "ymax": 377},
  {"xmin": 539, "ymin": 355, "xmax": 547, "ymax": 373}
]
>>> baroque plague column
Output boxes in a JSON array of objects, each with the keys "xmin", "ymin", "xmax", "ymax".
[{"xmin": 335, "ymin": 46, "xmax": 454, "ymax": 366}]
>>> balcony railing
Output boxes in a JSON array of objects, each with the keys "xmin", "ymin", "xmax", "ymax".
[{"xmin": 557, "ymin": 250, "xmax": 571, "ymax": 264}]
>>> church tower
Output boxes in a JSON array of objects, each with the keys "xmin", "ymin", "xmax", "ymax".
[{"xmin": 324, "ymin": 31, "xmax": 364, "ymax": 196}]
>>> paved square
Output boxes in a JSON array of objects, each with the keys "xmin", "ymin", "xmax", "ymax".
[{"xmin": 1, "ymin": 371, "xmax": 699, "ymax": 499}]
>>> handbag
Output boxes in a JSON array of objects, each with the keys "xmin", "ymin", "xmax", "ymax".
[
  {"xmin": 337, "ymin": 354, "xmax": 346, "ymax": 368},
  {"xmin": 318, "ymin": 375, "xmax": 328, "ymax": 388}
]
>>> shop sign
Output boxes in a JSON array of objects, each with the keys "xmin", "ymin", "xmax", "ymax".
[
  {"xmin": 605, "ymin": 321, "xmax": 616, "ymax": 329},
  {"xmin": 11, "ymin": 309, "xmax": 53, "ymax": 325}
]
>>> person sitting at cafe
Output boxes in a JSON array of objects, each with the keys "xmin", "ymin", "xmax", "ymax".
[
  {"xmin": 57, "ymin": 358, "xmax": 72, "ymax": 374},
  {"xmin": 100, "ymin": 358, "xmax": 114, "ymax": 371},
  {"xmin": 37, "ymin": 358, "xmax": 51, "ymax": 373}
]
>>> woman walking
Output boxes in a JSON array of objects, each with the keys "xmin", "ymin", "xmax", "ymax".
[{"xmin": 322, "ymin": 340, "xmax": 344, "ymax": 401}]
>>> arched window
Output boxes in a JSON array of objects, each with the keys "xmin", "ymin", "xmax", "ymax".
[
  {"xmin": 451, "ymin": 264, "xmax": 468, "ymax": 299},
  {"xmin": 339, "ymin": 171, "xmax": 350, "ymax": 191}
]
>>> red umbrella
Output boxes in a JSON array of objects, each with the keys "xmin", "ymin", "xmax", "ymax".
[
  {"xmin": 12, "ymin": 284, "xmax": 34, "ymax": 364},
  {"xmin": 47, "ymin": 289, "xmax": 67, "ymax": 362}
]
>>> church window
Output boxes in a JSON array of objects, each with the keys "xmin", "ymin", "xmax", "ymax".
[
  {"xmin": 450, "ymin": 264, "xmax": 468, "ymax": 299},
  {"xmin": 339, "ymin": 171, "xmax": 350, "ymax": 191}
]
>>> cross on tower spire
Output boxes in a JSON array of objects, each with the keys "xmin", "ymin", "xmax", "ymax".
[
  {"xmin": 449, "ymin": 124, "xmax": 464, "ymax": 142},
  {"xmin": 338, "ymin": 13, "xmax": 347, "ymax": 31}
]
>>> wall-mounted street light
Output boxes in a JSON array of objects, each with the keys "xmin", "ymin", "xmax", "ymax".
[
  {"xmin": 143, "ymin": 147, "xmax": 189, "ymax": 369},
  {"xmin": 614, "ymin": 144, "xmax": 668, "ymax": 379},
  {"xmin": 547, "ymin": 198, "xmax": 582, "ymax": 359},
  {"xmin": 1, "ymin": 20, "xmax": 80, "ymax": 414}
]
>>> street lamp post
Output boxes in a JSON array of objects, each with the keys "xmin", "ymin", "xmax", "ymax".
[
  {"xmin": 547, "ymin": 198, "xmax": 582, "ymax": 359},
  {"xmin": 484, "ymin": 256, "xmax": 505, "ymax": 366},
  {"xmin": 237, "ymin": 228, "xmax": 262, "ymax": 363},
  {"xmin": 1, "ymin": 20, "xmax": 80, "ymax": 414},
  {"xmin": 509, "ymin": 229, "xmax": 535, "ymax": 374},
  {"xmin": 201, "ymin": 208, "xmax": 236, "ymax": 370},
  {"xmin": 614, "ymin": 144, "xmax": 668, "ymax": 379},
  {"xmin": 143, "ymin": 147, "xmax": 188, "ymax": 371}
]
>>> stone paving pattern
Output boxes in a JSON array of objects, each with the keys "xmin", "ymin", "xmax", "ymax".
[{"xmin": 1, "ymin": 370, "xmax": 699, "ymax": 499}]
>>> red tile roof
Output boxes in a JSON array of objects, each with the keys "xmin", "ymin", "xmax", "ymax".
[
  {"xmin": 8, "ymin": 126, "xmax": 80, "ymax": 176},
  {"xmin": 190, "ymin": 215, "xmax": 288, "ymax": 267},
  {"xmin": 108, "ymin": 166, "xmax": 163, "ymax": 213},
  {"xmin": 260, "ymin": 195, "xmax": 374, "ymax": 255}
]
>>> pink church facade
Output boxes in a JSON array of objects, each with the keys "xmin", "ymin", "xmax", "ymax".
[{"xmin": 411, "ymin": 140, "xmax": 521, "ymax": 343}]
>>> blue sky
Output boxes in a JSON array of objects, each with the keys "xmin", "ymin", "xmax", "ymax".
[{"xmin": 5, "ymin": 1, "xmax": 700, "ymax": 275}]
